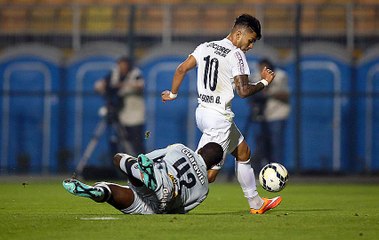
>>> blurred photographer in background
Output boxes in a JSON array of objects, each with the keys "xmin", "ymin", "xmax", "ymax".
[
  {"xmin": 248, "ymin": 58, "xmax": 290, "ymax": 167},
  {"xmin": 94, "ymin": 56, "xmax": 146, "ymax": 156}
]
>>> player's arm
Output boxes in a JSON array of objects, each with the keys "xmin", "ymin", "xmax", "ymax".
[
  {"xmin": 161, "ymin": 55, "xmax": 197, "ymax": 102},
  {"xmin": 234, "ymin": 66, "xmax": 275, "ymax": 98}
]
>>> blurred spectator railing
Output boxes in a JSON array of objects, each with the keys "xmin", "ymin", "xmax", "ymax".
[{"xmin": 0, "ymin": 2, "xmax": 378, "ymax": 54}]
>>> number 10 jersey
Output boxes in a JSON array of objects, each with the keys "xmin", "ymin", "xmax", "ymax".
[{"xmin": 191, "ymin": 38, "xmax": 251, "ymax": 118}]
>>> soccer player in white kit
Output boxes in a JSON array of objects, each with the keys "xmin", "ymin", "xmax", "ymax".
[
  {"xmin": 62, "ymin": 142, "xmax": 223, "ymax": 214},
  {"xmin": 161, "ymin": 14, "xmax": 282, "ymax": 214}
]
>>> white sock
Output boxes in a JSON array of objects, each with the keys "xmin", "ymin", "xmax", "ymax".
[
  {"xmin": 235, "ymin": 160, "xmax": 264, "ymax": 209},
  {"xmin": 119, "ymin": 154, "xmax": 143, "ymax": 181},
  {"xmin": 129, "ymin": 162, "xmax": 143, "ymax": 181},
  {"xmin": 93, "ymin": 182, "xmax": 112, "ymax": 202}
]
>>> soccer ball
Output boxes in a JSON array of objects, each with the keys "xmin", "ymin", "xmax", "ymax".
[{"xmin": 259, "ymin": 163, "xmax": 289, "ymax": 192}]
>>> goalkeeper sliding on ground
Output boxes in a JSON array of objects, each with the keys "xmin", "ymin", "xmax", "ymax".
[{"xmin": 63, "ymin": 142, "xmax": 223, "ymax": 214}]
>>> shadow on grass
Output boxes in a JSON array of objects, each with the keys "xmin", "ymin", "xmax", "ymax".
[
  {"xmin": 192, "ymin": 208, "xmax": 336, "ymax": 215},
  {"xmin": 281, "ymin": 208, "xmax": 336, "ymax": 212},
  {"xmin": 192, "ymin": 211, "xmax": 251, "ymax": 215},
  {"xmin": 62, "ymin": 208, "xmax": 337, "ymax": 217}
]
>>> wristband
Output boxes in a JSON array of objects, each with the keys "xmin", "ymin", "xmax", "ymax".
[
  {"xmin": 169, "ymin": 91, "xmax": 178, "ymax": 99},
  {"xmin": 258, "ymin": 79, "xmax": 269, "ymax": 87}
]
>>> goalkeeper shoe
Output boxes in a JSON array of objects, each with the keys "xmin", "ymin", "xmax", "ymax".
[
  {"xmin": 137, "ymin": 154, "xmax": 157, "ymax": 191},
  {"xmin": 250, "ymin": 196, "xmax": 282, "ymax": 214},
  {"xmin": 63, "ymin": 179, "xmax": 104, "ymax": 201}
]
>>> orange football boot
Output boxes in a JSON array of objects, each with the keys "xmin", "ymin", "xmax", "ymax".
[{"xmin": 250, "ymin": 196, "xmax": 282, "ymax": 214}]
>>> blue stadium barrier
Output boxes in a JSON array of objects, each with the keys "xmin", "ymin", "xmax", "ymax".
[
  {"xmin": 1, "ymin": 40, "xmax": 375, "ymax": 175},
  {"xmin": 284, "ymin": 42, "xmax": 352, "ymax": 173},
  {"xmin": 64, "ymin": 41, "xmax": 128, "ymax": 171},
  {"xmin": 140, "ymin": 43, "xmax": 198, "ymax": 152},
  {"xmin": 356, "ymin": 44, "xmax": 379, "ymax": 173},
  {"xmin": 0, "ymin": 44, "xmax": 62, "ymax": 173}
]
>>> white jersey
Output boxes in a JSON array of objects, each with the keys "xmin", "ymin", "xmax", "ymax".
[
  {"xmin": 191, "ymin": 38, "xmax": 251, "ymax": 118},
  {"xmin": 145, "ymin": 144, "xmax": 209, "ymax": 213}
]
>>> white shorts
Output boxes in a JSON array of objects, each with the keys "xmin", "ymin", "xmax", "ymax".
[
  {"xmin": 195, "ymin": 106, "xmax": 244, "ymax": 170},
  {"xmin": 121, "ymin": 185, "xmax": 160, "ymax": 214}
]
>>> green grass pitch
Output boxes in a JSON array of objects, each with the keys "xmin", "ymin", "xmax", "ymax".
[{"xmin": 1, "ymin": 178, "xmax": 378, "ymax": 240}]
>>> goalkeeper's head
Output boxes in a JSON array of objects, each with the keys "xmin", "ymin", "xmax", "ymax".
[{"xmin": 198, "ymin": 142, "xmax": 224, "ymax": 170}]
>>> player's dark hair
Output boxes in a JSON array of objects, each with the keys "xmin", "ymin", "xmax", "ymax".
[
  {"xmin": 198, "ymin": 142, "xmax": 224, "ymax": 170},
  {"xmin": 233, "ymin": 14, "xmax": 262, "ymax": 40},
  {"xmin": 259, "ymin": 58, "xmax": 275, "ymax": 70}
]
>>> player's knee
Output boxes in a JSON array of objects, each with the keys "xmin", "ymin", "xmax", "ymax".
[
  {"xmin": 232, "ymin": 142, "xmax": 251, "ymax": 162},
  {"xmin": 115, "ymin": 153, "xmax": 138, "ymax": 176}
]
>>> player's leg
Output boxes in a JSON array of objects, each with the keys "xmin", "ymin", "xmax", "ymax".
[
  {"xmin": 114, "ymin": 153, "xmax": 157, "ymax": 191},
  {"xmin": 63, "ymin": 179, "xmax": 135, "ymax": 211},
  {"xmin": 232, "ymin": 140, "xmax": 264, "ymax": 208},
  {"xmin": 113, "ymin": 153, "xmax": 143, "ymax": 187},
  {"xmin": 232, "ymin": 139, "xmax": 282, "ymax": 214},
  {"xmin": 103, "ymin": 183, "xmax": 160, "ymax": 214},
  {"xmin": 136, "ymin": 154, "xmax": 157, "ymax": 190},
  {"xmin": 63, "ymin": 179, "xmax": 108, "ymax": 202},
  {"xmin": 230, "ymin": 119, "xmax": 282, "ymax": 214},
  {"xmin": 101, "ymin": 183, "xmax": 135, "ymax": 211}
]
